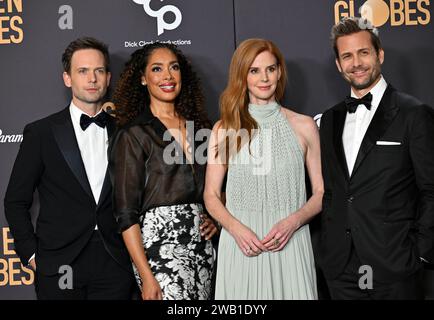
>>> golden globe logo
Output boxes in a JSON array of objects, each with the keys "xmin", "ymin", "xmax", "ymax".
[
  {"xmin": 0, "ymin": 0, "xmax": 23, "ymax": 44},
  {"xmin": 335, "ymin": 0, "xmax": 431, "ymax": 26},
  {"xmin": 0, "ymin": 227, "xmax": 34, "ymax": 287}
]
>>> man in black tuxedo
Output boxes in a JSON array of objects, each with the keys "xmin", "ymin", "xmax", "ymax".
[
  {"xmin": 4, "ymin": 37, "xmax": 135, "ymax": 299},
  {"xmin": 319, "ymin": 17, "xmax": 434, "ymax": 299}
]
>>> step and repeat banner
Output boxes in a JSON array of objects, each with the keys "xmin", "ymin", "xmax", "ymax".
[{"xmin": 1, "ymin": 0, "xmax": 433, "ymax": 299}]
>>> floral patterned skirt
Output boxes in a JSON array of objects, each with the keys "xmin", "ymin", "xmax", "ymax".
[{"xmin": 134, "ymin": 203, "xmax": 214, "ymax": 300}]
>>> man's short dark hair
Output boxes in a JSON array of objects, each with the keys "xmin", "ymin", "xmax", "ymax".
[
  {"xmin": 331, "ymin": 17, "xmax": 382, "ymax": 59},
  {"xmin": 62, "ymin": 37, "xmax": 110, "ymax": 73}
]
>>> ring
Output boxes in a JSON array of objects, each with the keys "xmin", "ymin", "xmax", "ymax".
[{"xmin": 274, "ymin": 239, "xmax": 279, "ymax": 246}]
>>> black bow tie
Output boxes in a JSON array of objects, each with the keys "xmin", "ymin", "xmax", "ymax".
[
  {"xmin": 344, "ymin": 92, "xmax": 373, "ymax": 113},
  {"xmin": 80, "ymin": 111, "xmax": 110, "ymax": 131}
]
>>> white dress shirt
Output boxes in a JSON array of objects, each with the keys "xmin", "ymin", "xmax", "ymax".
[
  {"xmin": 342, "ymin": 76, "xmax": 388, "ymax": 176},
  {"xmin": 69, "ymin": 102, "xmax": 108, "ymax": 206}
]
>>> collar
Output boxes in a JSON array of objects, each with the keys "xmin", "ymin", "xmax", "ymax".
[{"xmin": 131, "ymin": 105, "xmax": 169, "ymax": 141}]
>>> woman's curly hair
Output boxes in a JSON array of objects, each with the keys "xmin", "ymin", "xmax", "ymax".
[{"xmin": 112, "ymin": 42, "xmax": 211, "ymax": 130}]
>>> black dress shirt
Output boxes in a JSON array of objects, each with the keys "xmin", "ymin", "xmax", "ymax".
[{"xmin": 108, "ymin": 107, "xmax": 207, "ymax": 233}]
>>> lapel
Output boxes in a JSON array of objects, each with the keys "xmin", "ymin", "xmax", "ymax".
[
  {"xmin": 351, "ymin": 85, "xmax": 399, "ymax": 178},
  {"xmin": 51, "ymin": 107, "xmax": 94, "ymax": 201},
  {"xmin": 332, "ymin": 102, "xmax": 350, "ymax": 181},
  {"xmin": 96, "ymin": 116, "xmax": 116, "ymax": 208}
]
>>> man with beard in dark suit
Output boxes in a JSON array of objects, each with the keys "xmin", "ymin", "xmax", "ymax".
[
  {"xmin": 319, "ymin": 17, "xmax": 434, "ymax": 299},
  {"xmin": 4, "ymin": 37, "xmax": 135, "ymax": 299}
]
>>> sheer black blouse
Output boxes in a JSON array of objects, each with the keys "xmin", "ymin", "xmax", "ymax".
[{"xmin": 108, "ymin": 107, "xmax": 207, "ymax": 233}]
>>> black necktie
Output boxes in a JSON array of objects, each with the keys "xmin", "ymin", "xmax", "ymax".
[
  {"xmin": 80, "ymin": 111, "xmax": 109, "ymax": 131},
  {"xmin": 344, "ymin": 92, "xmax": 373, "ymax": 113}
]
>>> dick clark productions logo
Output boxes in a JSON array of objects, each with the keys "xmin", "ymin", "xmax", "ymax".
[{"xmin": 132, "ymin": 0, "xmax": 182, "ymax": 36}]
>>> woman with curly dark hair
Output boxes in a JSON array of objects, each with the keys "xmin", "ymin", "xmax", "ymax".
[{"xmin": 108, "ymin": 42, "xmax": 217, "ymax": 300}]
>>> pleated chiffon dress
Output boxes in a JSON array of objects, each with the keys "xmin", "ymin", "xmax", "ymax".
[{"xmin": 215, "ymin": 102, "xmax": 318, "ymax": 300}]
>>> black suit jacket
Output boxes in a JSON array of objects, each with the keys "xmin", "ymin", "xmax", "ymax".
[
  {"xmin": 319, "ymin": 85, "xmax": 434, "ymax": 282},
  {"xmin": 4, "ymin": 107, "xmax": 132, "ymax": 276}
]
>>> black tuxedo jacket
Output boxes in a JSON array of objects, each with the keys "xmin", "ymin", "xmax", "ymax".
[
  {"xmin": 319, "ymin": 85, "xmax": 434, "ymax": 282},
  {"xmin": 4, "ymin": 107, "xmax": 132, "ymax": 276}
]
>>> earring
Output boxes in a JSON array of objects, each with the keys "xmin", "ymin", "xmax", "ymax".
[{"xmin": 141, "ymin": 82, "xmax": 146, "ymax": 86}]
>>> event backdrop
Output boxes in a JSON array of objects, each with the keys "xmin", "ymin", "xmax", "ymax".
[{"xmin": 1, "ymin": 0, "xmax": 433, "ymax": 299}]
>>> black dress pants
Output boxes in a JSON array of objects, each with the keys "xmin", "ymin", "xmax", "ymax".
[
  {"xmin": 35, "ymin": 231, "xmax": 135, "ymax": 300},
  {"xmin": 326, "ymin": 243, "xmax": 424, "ymax": 300}
]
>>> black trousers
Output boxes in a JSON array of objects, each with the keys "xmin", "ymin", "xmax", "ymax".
[
  {"xmin": 326, "ymin": 243, "xmax": 424, "ymax": 300},
  {"xmin": 35, "ymin": 231, "xmax": 136, "ymax": 300}
]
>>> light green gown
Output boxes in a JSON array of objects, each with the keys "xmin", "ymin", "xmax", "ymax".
[{"xmin": 215, "ymin": 102, "xmax": 318, "ymax": 300}]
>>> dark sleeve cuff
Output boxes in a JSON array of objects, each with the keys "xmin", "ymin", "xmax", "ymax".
[
  {"xmin": 116, "ymin": 210, "xmax": 140, "ymax": 233},
  {"xmin": 420, "ymin": 257, "xmax": 430, "ymax": 264},
  {"xmin": 16, "ymin": 235, "xmax": 37, "ymax": 267},
  {"xmin": 417, "ymin": 237, "xmax": 434, "ymax": 264}
]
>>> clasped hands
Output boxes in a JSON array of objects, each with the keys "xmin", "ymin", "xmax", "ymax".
[
  {"xmin": 200, "ymin": 214, "xmax": 219, "ymax": 240},
  {"xmin": 231, "ymin": 215, "xmax": 301, "ymax": 257}
]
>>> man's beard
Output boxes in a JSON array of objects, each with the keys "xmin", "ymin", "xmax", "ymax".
[
  {"xmin": 346, "ymin": 60, "xmax": 382, "ymax": 91},
  {"xmin": 350, "ymin": 69, "xmax": 381, "ymax": 90}
]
